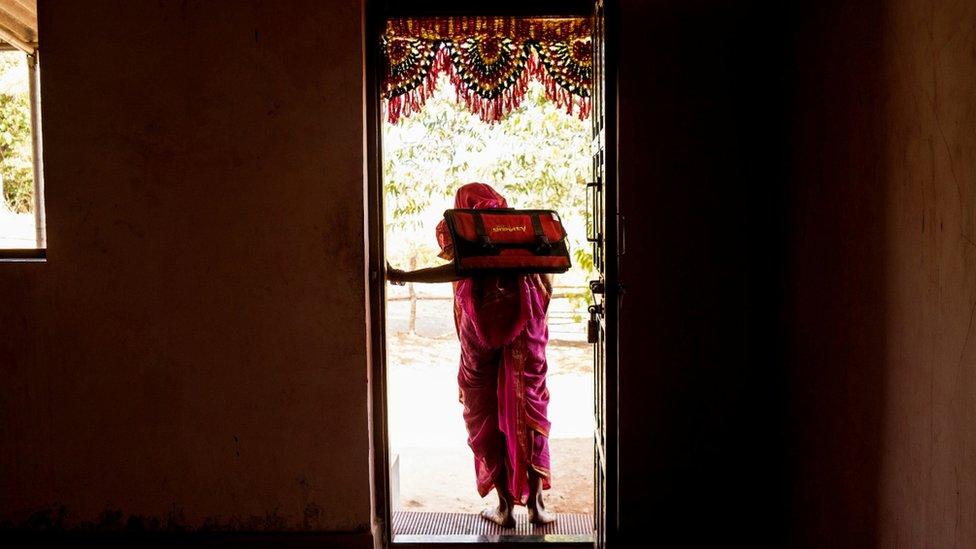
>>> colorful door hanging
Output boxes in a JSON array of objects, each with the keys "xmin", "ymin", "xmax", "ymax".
[{"xmin": 382, "ymin": 17, "xmax": 592, "ymax": 124}]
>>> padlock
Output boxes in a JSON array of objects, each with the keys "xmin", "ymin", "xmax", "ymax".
[{"xmin": 587, "ymin": 305, "xmax": 600, "ymax": 344}]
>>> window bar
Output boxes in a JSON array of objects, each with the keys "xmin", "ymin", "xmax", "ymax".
[{"xmin": 27, "ymin": 51, "xmax": 45, "ymax": 248}]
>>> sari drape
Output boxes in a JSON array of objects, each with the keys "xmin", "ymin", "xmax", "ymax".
[{"xmin": 436, "ymin": 183, "xmax": 552, "ymax": 505}]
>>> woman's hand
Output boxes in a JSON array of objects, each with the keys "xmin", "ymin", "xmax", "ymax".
[
  {"xmin": 385, "ymin": 262, "xmax": 406, "ymax": 286},
  {"xmin": 540, "ymin": 273, "xmax": 553, "ymax": 296}
]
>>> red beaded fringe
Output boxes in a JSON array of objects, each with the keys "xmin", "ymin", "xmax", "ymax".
[
  {"xmin": 385, "ymin": 47, "xmax": 452, "ymax": 124},
  {"xmin": 384, "ymin": 45, "xmax": 591, "ymax": 125},
  {"xmin": 449, "ymin": 56, "xmax": 531, "ymax": 123},
  {"xmin": 526, "ymin": 53, "xmax": 592, "ymax": 122}
]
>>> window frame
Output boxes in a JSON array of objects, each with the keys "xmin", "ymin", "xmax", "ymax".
[{"xmin": 0, "ymin": 42, "xmax": 45, "ymax": 261}]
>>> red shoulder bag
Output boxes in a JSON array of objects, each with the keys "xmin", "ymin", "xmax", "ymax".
[{"xmin": 442, "ymin": 208, "xmax": 572, "ymax": 275}]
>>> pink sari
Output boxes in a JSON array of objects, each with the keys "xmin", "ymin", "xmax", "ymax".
[{"xmin": 436, "ymin": 183, "xmax": 552, "ymax": 506}]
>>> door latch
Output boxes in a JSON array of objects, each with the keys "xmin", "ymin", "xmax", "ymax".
[{"xmin": 589, "ymin": 279, "xmax": 605, "ymax": 295}]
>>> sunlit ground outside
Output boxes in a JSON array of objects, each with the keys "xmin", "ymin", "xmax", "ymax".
[
  {"xmin": 0, "ymin": 49, "xmax": 37, "ymax": 249},
  {"xmin": 383, "ymin": 73, "xmax": 594, "ymax": 515}
]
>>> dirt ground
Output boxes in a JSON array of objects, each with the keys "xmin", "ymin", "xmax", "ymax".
[
  {"xmin": 386, "ymin": 329, "xmax": 594, "ymax": 515},
  {"xmin": 394, "ymin": 438, "xmax": 593, "ymax": 515}
]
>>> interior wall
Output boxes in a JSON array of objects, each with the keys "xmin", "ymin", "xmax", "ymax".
[
  {"xmin": 785, "ymin": 1, "xmax": 890, "ymax": 544},
  {"xmin": 876, "ymin": 0, "xmax": 976, "ymax": 540},
  {"xmin": 0, "ymin": 0, "xmax": 371, "ymax": 538},
  {"xmin": 787, "ymin": 0, "xmax": 976, "ymax": 546},
  {"xmin": 617, "ymin": 0, "xmax": 975, "ymax": 546},
  {"xmin": 877, "ymin": 2, "xmax": 976, "ymax": 545}
]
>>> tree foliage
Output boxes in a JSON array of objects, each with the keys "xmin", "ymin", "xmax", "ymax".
[{"xmin": 0, "ymin": 52, "xmax": 34, "ymax": 214}]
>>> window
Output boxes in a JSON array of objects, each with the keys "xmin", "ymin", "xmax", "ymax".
[{"xmin": 0, "ymin": 0, "xmax": 44, "ymax": 257}]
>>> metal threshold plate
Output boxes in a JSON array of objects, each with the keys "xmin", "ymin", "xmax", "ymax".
[{"xmin": 393, "ymin": 511, "xmax": 593, "ymax": 545}]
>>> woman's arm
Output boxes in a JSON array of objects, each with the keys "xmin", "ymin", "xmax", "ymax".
[{"xmin": 386, "ymin": 262, "xmax": 463, "ymax": 285}]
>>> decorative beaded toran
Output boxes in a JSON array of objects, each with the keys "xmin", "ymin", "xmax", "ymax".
[{"xmin": 382, "ymin": 17, "xmax": 592, "ymax": 124}]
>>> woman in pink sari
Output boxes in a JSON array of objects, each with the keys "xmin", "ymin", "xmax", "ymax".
[{"xmin": 386, "ymin": 182, "xmax": 555, "ymax": 527}]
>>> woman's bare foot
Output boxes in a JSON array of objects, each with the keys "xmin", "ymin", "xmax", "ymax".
[
  {"xmin": 527, "ymin": 469, "xmax": 556, "ymax": 525},
  {"xmin": 481, "ymin": 467, "xmax": 516, "ymax": 529},
  {"xmin": 527, "ymin": 495, "xmax": 556, "ymax": 525},
  {"xmin": 480, "ymin": 502, "xmax": 516, "ymax": 528}
]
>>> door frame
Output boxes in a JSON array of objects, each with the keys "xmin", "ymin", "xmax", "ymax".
[
  {"xmin": 364, "ymin": 2, "xmax": 618, "ymax": 545},
  {"xmin": 589, "ymin": 1, "xmax": 619, "ymax": 546}
]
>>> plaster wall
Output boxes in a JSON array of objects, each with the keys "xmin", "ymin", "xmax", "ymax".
[{"xmin": 0, "ymin": 0, "xmax": 370, "ymax": 535}]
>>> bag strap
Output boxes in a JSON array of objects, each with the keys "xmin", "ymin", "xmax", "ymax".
[
  {"xmin": 530, "ymin": 212, "xmax": 552, "ymax": 254},
  {"xmin": 470, "ymin": 210, "xmax": 496, "ymax": 252}
]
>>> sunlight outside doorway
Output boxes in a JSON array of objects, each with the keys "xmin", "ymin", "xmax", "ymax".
[{"xmin": 383, "ymin": 68, "xmax": 595, "ymax": 520}]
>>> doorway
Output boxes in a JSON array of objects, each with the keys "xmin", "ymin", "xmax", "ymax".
[{"xmin": 366, "ymin": 2, "xmax": 616, "ymax": 546}]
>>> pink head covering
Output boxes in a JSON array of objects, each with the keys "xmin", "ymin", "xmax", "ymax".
[
  {"xmin": 453, "ymin": 182, "xmax": 509, "ymax": 209},
  {"xmin": 436, "ymin": 182, "xmax": 508, "ymax": 259}
]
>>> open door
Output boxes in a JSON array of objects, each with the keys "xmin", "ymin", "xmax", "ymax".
[{"xmin": 588, "ymin": 1, "xmax": 617, "ymax": 547}]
